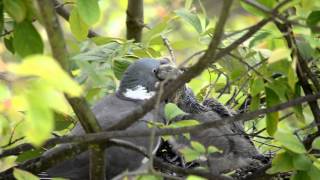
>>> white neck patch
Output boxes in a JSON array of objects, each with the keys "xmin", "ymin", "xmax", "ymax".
[{"xmin": 123, "ymin": 85, "xmax": 155, "ymax": 100}]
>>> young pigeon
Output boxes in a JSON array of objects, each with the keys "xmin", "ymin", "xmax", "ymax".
[
  {"xmin": 45, "ymin": 58, "xmax": 172, "ymax": 179},
  {"xmin": 170, "ymin": 87, "xmax": 263, "ymax": 175}
]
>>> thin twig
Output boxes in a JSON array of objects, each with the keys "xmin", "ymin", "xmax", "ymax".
[
  {"xmin": 144, "ymin": 25, "xmax": 176, "ymax": 64},
  {"xmin": 178, "ymin": 50, "xmax": 206, "ymax": 68},
  {"xmin": 1, "ymin": 137, "xmax": 25, "ymax": 149},
  {"xmin": 226, "ymin": 52, "xmax": 271, "ymax": 82},
  {"xmin": 161, "ymin": 35, "xmax": 176, "ymax": 64}
]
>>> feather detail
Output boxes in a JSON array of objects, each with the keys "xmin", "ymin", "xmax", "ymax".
[{"xmin": 123, "ymin": 85, "xmax": 155, "ymax": 100}]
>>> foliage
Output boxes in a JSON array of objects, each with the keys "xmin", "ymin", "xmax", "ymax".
[{"xmin": 0, "ymin": 0, "xmax": 320, "ymax": 179}]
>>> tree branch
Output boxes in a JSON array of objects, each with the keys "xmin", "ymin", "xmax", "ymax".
[
  {"xmin": 242, "ymin": 0, "xmax": 304, "ymax": 27},
  {"xmin": 0, "ymin": 138, "xmax": 231, "ymax": 180},
  {"xmin": 0, "ymin": 144, "xmax": 88, "ymax": 180},
  {"xmin": 2, "ymin": 92, "xmax": 320, "ymax": 178},
  {"xmin": 36, "ymin": 1, "xmax": 105, "ymax": 179},
  {"xmin": 274, "ymin": 21, "xmax": 320, "ymax": 134},
  {"xmin": 49, "ymin": 92, "xmax": 320, "ymax": 145},
  {"xmin": 3, "ymin": 91, "xmax": 320, "ymax": 162},
  {"xmin": 126, "ymin": 0, "xmax": 144, "ymax": 42}
]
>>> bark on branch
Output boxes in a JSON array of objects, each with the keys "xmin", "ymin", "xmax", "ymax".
[
  {"xmin": 274, "ymin": 15, "xmax": 320, "ymax": 134},
  {"xmin": 126, "ymin": 0, "xmax": 144, "ymax": 42},
  {"xmin": 36, "ymin": 1, "xmax": 105, "ymax": 179},
  {"xmin": 2, "ymin": 91, "xmax": 320, "ymax": 175}
]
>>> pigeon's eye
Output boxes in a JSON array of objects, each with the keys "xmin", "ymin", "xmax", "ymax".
[{"xmin": 152, "ymin": 68, "xmax": 158, "ymax": 74}]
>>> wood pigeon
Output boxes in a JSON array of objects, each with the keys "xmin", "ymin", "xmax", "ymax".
[
  {"xmin": 169, "ymin": 87, "xmax": 264, "ymax": 175},
  {"xmin": 44, "ymin": 58, "xmax": 172, "ymax": 180}
]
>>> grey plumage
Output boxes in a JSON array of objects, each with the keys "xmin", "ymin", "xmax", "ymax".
[
  {"xmin": 171, "ymin": 87, "xmax": 262, "ymax": 175},
  {"xmin": 46, "ymin": 95, "xmax": 165, "ymax": 179},
  {"xmin": 174, "ymin": 112, "xmax": 260, "ymax": 174},
  {"xmin": 45, "ymin": 59, "xmax": 169, "ymax": 180}
]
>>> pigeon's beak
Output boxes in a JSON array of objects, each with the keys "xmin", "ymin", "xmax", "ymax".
[{"xmin": 155, "ymin": 64, "xmax": 182, "ymax": 81}]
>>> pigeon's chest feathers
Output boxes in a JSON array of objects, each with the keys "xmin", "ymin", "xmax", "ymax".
[{"xmin": 123, "ymin": 85, "xmax": 155, "ymax": 100}]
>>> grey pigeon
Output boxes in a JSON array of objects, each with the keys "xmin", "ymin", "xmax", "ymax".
[
  {"xmin": 170, "ymin": 87, "xmax": 263, "ymax": 175},
  {"xmin": 45, "ymin": 58, "xmax": 171, "ymax": 180}
]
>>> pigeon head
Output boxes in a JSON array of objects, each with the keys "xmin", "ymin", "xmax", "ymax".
[{"xmin": 117, "ymin": 58, "xmax": 172, "ymax": 100}]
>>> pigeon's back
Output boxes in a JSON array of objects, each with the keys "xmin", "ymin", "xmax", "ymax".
[{"xmin": 46, "ymin": 94, "xmax": 162, "ymax": 179}]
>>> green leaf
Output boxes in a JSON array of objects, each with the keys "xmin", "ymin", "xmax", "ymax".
[
  {"xmin": 91, "ymin": 36, "xmax": 124, "ymax": 45},
  {"xmin": 207, "ymin": 145, "xmax": 222, "ymax": 154},
  {"xmin": 186, "ymin": 175, "xmax": 206, "ymax": 180},
  {"xmin": 312, "ymin": 137, "xmax": 320, "ymax": 150},
  {"xmin": 292, "ymin": 102, "xmax": 305, "ymax": 122},
  {"xmin": 69, "ymin": 8, "xmax": 89, "ymax": 41},
  {"xmin": 292, "ymin": 83, "xmax": 305, "ymax": 122},
  {"xmin": 23, "ymin": 0, "xmax": 37, "ymax": 21},
  {"xmin": 250, "ymin": 77, "xmax": 264, "ymax": 96},
  {"xmin": 307, "ymin": 11, "xmax": 320, "ymax": 33},
  {"xmin": 112, "ymin": 58, "xmax": 132, "ymax": 80},
  {"xmin": 16, "ymin": 148, "xmax": 43, "ymax": 162},
  {"xmin": 296, "ymin": 38, "xmax": 315, "ymax": 61},
  {"xmin": 267, "ymin": 151, "xmax": 294, "ymax": 174},
  {"xmin": 164, "ymin": 103, "xmax": 186, "ymax": 120},
  {"xmin": 292, "ymin": 154, "xmax": 312, "ymax": 171},
  {"xmin": 4, "ymin": 36, "xmax": 15, "ymax": 54},
  {"xmin": 249, "ymin": 31, "xmax": 270, "ymax": 48},
  {"xmin": 72, "ymin": 43, "xmax": 121, "ymax": 62},
  {"xmin": 265, "ymin": 88, "xmax": 280, "ymax": 136},
  {"xmin": 13, "ymin": 168, "xmax": 39, "ymax": 180},
  {"xmin": 250, "ymin": 94, "xmax": 260, "ymax": 111},
  {"xmin": 268, "ymin": 59, "xmax": 291, "ymax": 76},
  {"xmin": 191, "ymin": 141, "xmax": 206, "ymax": 153},
  {"xmin": 13, "ymin": 21, "xmax": 43, "ymax": 57},
  {"xmin": 143, "ymin": 18, "xmax": 169, "ymax": 44},
  {"xmin": 3, "ymin": 0, "xmax": 26, "ymax": 22},
  {"xmin": 8, "ymin": 55, "xmax": 82, "ymax": 97},
  {"xmin": 288, "ymin": 64, "xmax": 297, "ymax": 91},
  {"xmin": 76, "ymin": 0, "xmax": 100, "ymax": 25},
  {"xmin": 274, "ymin": 131, "xmax": 307, "ymax": 154},
  {"xmin": 268, "ymin": 48, "xmax": 291, "ymax": 64},
  {"xmin": 53, "ymin": 113, "xmax": 73, "ymax": 131},
  {"xmin": 180, "ymin": 147, "xmax": 202, "ymax": 162},
  {"xmin": 0, "ymin": 156, "xmax": 17, "ymax": 172},
  {"xmin": 240, "ymin": 0, "xmax": 276, "ymax": 17},
  {"xmin": 218, "ymin": 58, "xmax": 247, "ymax": 81},
  {"xmin": 308, "ymin": 165, "xmax": 320, "ymax": 180},
  {"xmin": 266, "ymin": 112, "xmax": 278, "ymax": 136},
  {"xmin": 265, "ymin": 86, "xmax": 280, "ymax": 106},
  {"xmin": 25, "ymin": 84, "xmax": 54, "ymax": 146},
  {"xmin": 137, "ymin": 175, "xmax": 162, "ymax": 180},
  {"xmin": 175, "ymin": 9, "xmax": 202, "ymax": 33},
  {"xmin": 291, "ymin": 171, "xmax": 311, "ymax": 180},
  {"xmin": 31, "ymin": 80, "xmax": 72, "ymax": 115},
  {"xmin": 76, "ymin": 60, "xmax": 105, "ymax": 86}
]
